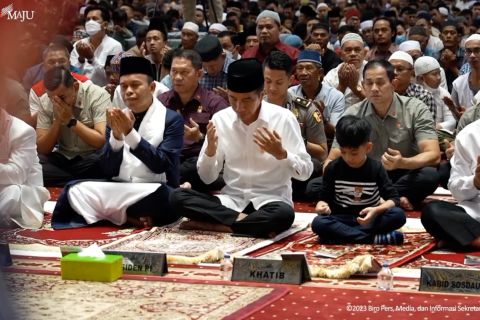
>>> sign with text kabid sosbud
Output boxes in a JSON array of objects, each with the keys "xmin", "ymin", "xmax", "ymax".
[
  {"xmin": 419, "ymin": 266, "xmax": 480, "ymax": 294},
  {"xmin": 231, "ymin": 253, "xmax": 311, "ymax": 285}
]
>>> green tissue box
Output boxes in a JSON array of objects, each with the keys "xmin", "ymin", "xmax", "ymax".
[{"xmin": 61, "ymin": 253, "xmax": 123, "ymax": 282}]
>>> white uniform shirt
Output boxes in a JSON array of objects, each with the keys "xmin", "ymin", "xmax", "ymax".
[
  {"xmin": 449, "ymin": 118, "xmax": 480, "ymax": 221},
  {"xmin": 197, "ymin": 100, "xmax": 313, "ymax": 211},
  {"xmin": 70, "ymin": 35, "xmax": 122, "ymax": 86}
]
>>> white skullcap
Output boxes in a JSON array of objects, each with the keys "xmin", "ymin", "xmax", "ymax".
[
  {"xmin": 196, "ymin": 4, "xmax": 204, "ymax": 11},
  {"xmin": 209, "ymin": 23, "xmax": 227, "ymax": 33},
  {"xmin": 360, "ymin": 20, "xmax": 373, "ymax": 31},
  {"xmin": 438, "ymin": 7, "xmax": 448, "ymax": 16},
  {"xmin": 317, "ymin": 3, "xmax": 328, "ymax": 10},
  {"xmin": 414, "ymin": 56, "xmax": 440, "ymax": 76},
  {"xmin": 256, "ymin": 10, "xmax": 281, "ymax": 25},
  {"xmin": 182, "ymin": 22, "xmax": 199, "ymax": 35},
  {"xmin": 388, "ymin": 51, "xmax": 414, "ymax": 66},
  {"xmin": 465, "ymin": 33, "xmax": 480, "ymax": 45},
  {"xmin": 341, "ymin": 33, "xmax": 364, "ymax": 47},
  {"xmin": 398, "ymin": 40, "xmax": 421, "ymax": 52}
]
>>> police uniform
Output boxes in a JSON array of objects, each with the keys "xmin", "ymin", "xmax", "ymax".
[{"xmin": 265, "ymin": 92, "xmax": 327, "ymax": 148}]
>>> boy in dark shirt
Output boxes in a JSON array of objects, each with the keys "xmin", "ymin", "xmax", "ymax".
[{"xmin": 312, "ymin": 115, "xmax": 406, "ymax": 244}]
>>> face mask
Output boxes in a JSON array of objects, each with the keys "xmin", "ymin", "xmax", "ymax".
[
  {"xmin": 85, "ymin": 20, "xmax": 102, "ymax": 36},
  {"xmin": 395, "ymin": 34, "xmax": 406, "ymax": 45}
]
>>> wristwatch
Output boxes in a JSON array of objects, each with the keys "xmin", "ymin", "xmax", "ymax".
[{"xmin": 67, "ymin": 118, "xmax": 77, "ymax": 128}]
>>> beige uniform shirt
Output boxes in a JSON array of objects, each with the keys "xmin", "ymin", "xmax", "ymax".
[
  {"xmin": 335, "ymin": 93, "xmax": 437, "ymax": 160},
  {"xmin": 37, "ymin": 81, "xmax": 109, "ymax": 159}
]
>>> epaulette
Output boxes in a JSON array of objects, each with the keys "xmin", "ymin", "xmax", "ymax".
[{"xmin": 293, "ymin": 96, "xmax": 312, "ymax": 108}]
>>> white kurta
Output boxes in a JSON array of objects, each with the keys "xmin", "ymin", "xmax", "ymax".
[
  {"xmin": 0, "ymin": 117, "xmax": 49, "ymax": 228},
  {"xmin": 70, "ymin": 35, "xmax": 122, "ymax": 86},
  {"xmin": 449, "ymin": 118, "xmax": 480, "ymax": 222},
  {"xmin": 323, "ymin": 60, "xmax": 367, "ymax": 109},
  {"xmin": 451, "ymin": 73, "xmax": 476, "ymax": 110},
  {"xmin": 197, "ymin": 100, "xmax": 313, "ymax": 211},
  {"xmin": 67, "ymin": 97, "xmax": 167, "ymax": 225}
]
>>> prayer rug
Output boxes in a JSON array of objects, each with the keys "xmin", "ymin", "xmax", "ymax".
[
  {"xmin": 0, "ymin": 213, "xmax": 143, "ymax": 248},
  {"xmin": 249, "ymin": 231, "xmax": 436, "ymax": 271},
  {"xmin": 402, "ymin": 250, "xmax": 480, "ymax": 270},
  {"xmin": 246, "ymin": 284, "xmax": 480, "ymax": 320},
  {"xmin": 3, "ymin": 272, "xmax": 289, "ymax": 320},
  {"xmin": 101, "ymin": 220, "xmax": 309, "ymax": 258}
]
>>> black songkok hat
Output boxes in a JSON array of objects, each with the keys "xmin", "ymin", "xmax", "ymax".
[
  {"xmin": 227, "ymin": 58, "xmax": 264, "ymax": 93},
  {"xmin": 147, "ymin": 17, "xmax": 167, "ymax": 39},
  {"xmin": 120, "ymin": 56, "xmax": 154, "ymax": 79},
  {"xmin": 194, "ymin": 35, "xmax": 223, "ymax": 62}
]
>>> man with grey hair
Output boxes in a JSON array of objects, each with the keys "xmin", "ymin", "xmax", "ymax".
[
  {"xmin": 242, "ymin": 10, "xmax": 299, "ymax": 65},
  {"xmin": 323, "ymin": 33, "xmax": 367, "ymax": 108}
]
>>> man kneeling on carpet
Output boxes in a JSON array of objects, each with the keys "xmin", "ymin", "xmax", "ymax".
[
  {"xmin": 312, "ymin": 115, "xmax": 406, "ymax": 245},
  {"xmin": 52, "ymin": 56, "xmax": 184, "ymax": 229},
  {"xmin": 170, "ymin": 58, "xmax": 313, "ymax": 238}
]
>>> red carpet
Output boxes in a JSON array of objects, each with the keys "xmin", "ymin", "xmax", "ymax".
[
  {"xmin": 247, "ymin": 285, "xmax": 479, "ymax": 320},
  {"xmin": 404, "ymin": 250, "xmax": 480, "ymax": 270},
  {"xmin": 0, "ymin": 213, "xmax": 144, "ymax": 248},
  {"xmin": 249, "ymin": 230, "xmax": 436, "ymax": 270}
]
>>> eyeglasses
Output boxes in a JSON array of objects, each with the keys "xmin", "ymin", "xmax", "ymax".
[{"xmin": 466, "ymin": 47, "xmax": 480, "ymax": 56}]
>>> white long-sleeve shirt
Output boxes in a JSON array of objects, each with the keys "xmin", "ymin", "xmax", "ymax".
[
  {"xmin": 70, "ymin": 35, "xmax": 122, "ymax": 86},
  {"xmin": 197, "ymin": 100, "xmax": 313, "ymax": 211},
  {"xmin": 448, "ymin": 118, "xmax": 480, "ymax": 221}
]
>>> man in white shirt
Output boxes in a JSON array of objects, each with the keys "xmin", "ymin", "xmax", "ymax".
[
  {"xmin": 70, "ymin": 5, "xmax": 122, "ymax": 86},
  {"xmin": 170, "ymin": 59, "xmax": 313, "ymax": 238},
  {"xmin": 451, "ymin": 34, "xmax": 480, "ymax": 111},
  {"xmin": 422, "ymin": 118, "xmax": 480, "ymax": 250},
  {"xmin": 323, "ymin": 33, "xmax": 367, "ymax": 109},
  {"xmin": 0, "ymin": 106, "xmax": 49, "ymax": 228}
]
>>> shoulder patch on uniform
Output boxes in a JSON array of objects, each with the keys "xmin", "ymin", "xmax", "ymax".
[{"xmin": 313, "ymin": 110, "xmax": 323, "ymax": 123}]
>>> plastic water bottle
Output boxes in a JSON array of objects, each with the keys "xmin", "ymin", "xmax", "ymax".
[
  {"xmin": 377, "ymin": 262, "xmax": 394, "ymax": 290},
  {"xmin": 220, "ymin": 253, "xmax": 233, "ymax": 280}
]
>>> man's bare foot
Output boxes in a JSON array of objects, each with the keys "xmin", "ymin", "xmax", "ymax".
[
  {"xmin": 470, "ymin": 237, "xmax": 480, "ymax": 249},
  {"xmin": 179, "ymin": 219, "xmax": 233, "ymax": 233},
  {"xmin": 126, "ymin": 216, "xmax": 153, "ymax": 228},
  {"xmin": 400, "ymin": 196, "xmax": 414, "ymax": 211},
  {"xmin": 236, "ymin": 213, "xmax": 248, "ymax": 221},
  {"xmin": 180, "ymin": 182, "xmax": 192, "ymax": 189}
]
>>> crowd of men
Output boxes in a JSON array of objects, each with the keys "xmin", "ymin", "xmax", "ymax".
[{"xmin": 1, "ymin": 0, "xmax": 480, "ymax": 250}]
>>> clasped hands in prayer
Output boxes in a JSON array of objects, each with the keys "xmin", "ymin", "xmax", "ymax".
[
  {"xmin": 107, "ymin": 107, "xmax": 134, "ymax": 140},
  {"xmin": 75, "ymin": 41, "xmax": 94, "ymax": 62},
  {"xmin": 205, "ymin": 120, "xmax": 287, "ymax": 160}
]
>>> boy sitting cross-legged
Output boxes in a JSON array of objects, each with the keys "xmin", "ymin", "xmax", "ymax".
[{"xmin": 312, "ymin": 115, "xmax": 406, "ymax": 244}]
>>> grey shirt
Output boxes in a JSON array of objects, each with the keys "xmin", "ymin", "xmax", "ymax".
[
  {"xmin": 457, "ymin": 104, "xmax": 480, "ymax": 133},
  {"xmin": 334, "ymin": 93, "xmax": 437, "ymax": 160}
]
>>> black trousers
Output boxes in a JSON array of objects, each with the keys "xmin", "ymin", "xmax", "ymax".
[
  {"xmin": 292, "ymin": 158, "xmax": 322, "ymax": 201},
  {"xmin": 421, "ymin": 200, "xmax": 480, "ymax": 248},
  {"xmin": 306, "ymin": 167, "xmax": 439, "ymax": 205},
  {"xmin": 40, "ymin": 151, "xmax": 104, "ymax": 187},
  {"xmin": 180, "ymin": 156, "xmax": 225, "ymax": 192},
  {"xmin": 169, "ymin": 188, "xmax": 295, "ymax": 238},
  {"xmin": 437, "ymin": 161, "xmax": 451, "ymax": 190}
]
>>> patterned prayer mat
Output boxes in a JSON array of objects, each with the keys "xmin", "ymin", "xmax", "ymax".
[
  {"xmin": 101, "ymin": 221, "xmax": 308, "ymax": 258},
  {"xmin": 3, "ymin": 272, "xmax": 289, "ymax": 320},
  {"xmin": 0, "ymin": 213, "xmax": 143, "ymax": 248},
  {"xmin": 249, "ymin": 231, "xmax": 436, "ymax": 270},
  {"xmin": 402, "ymin": 250, "xmax": 480, "ymax": 270}
]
